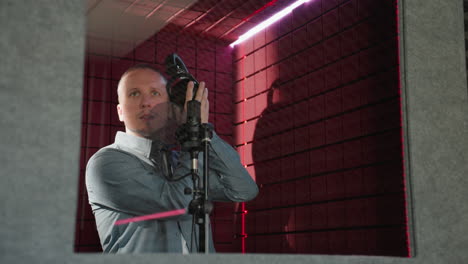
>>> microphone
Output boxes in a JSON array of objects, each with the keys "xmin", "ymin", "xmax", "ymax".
[{"xmin": 164, "ymin": 53, "xmax": 199, "ymax": 108}]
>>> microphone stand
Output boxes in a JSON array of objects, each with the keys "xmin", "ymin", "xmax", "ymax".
[{"xmin": 176, "ymin": 100, "xmax": 213, "ymax": 254}]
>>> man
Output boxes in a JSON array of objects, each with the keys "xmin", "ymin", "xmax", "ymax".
[{"xmin": 85, "ymin": 64, "xmax": 258, "ymax": 253}]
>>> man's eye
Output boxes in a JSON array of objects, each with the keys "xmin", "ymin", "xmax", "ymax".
[
  {"xmin": 129, "ymin": 91, "xmax": 140, "ymax": 97},
  {"xmin": 152, "ymin": 91, "xmax": 161, "ymax": 96}
]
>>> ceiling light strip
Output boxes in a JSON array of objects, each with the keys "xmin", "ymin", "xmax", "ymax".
[{"xmin": 229, "ymin": 0, "xmax": 310, "ymax": 47}]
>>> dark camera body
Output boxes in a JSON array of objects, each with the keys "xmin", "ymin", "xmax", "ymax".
[{"xmin": 165, "ymin": 53, "xmax": 199, "ymax": 108}]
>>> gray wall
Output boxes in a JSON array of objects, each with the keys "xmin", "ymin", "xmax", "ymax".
[{"xmin": 0, "ymin": 0, "xmax": 466, "ymax": 263}]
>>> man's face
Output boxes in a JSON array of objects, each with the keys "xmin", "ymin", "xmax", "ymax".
[{"xmin": 117, "ymin": 69, "xmax": 172, "ymax": 139}]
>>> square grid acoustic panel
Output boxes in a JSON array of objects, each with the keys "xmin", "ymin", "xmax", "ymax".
[
  {"xmin": 75, "ymin": 29, "xmax": 236, "ymax": 252},
  {"xmin": 233, "ymin": 0, "xmax": 409, "ymax": 256}
]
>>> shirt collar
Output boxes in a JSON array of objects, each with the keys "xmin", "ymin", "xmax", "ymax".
[{"xmin": 114, "ymin": 131, "xmax": 167, "ymax": 159}]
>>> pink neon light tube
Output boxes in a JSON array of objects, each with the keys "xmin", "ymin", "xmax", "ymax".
[
  {"xmin": 114, "ymin": 208, "xmax": 187, "ymax": 225},
  {"xmin": 230, "ymin": 0, "xmax": 310, "ymax": 47}
]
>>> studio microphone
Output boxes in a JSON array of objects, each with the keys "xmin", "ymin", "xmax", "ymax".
[
  {"xmin": 164, "ymin": 53, "xmax": 199, "ymax": 108},
  {"xmin": 165, "ymin": 53, "xmax": 202, "ymax": 152}
]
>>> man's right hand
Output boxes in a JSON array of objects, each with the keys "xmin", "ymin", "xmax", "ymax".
[{"xmin": 184, "ymin": 81, "xmax": 209, "ymax": 124}]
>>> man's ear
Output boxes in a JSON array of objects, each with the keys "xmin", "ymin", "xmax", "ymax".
[{"xmin": 117, "ymin": 104, "xmax": 124, "ymax": 122}]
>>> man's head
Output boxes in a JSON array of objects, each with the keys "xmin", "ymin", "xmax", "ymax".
[{"xmin": 117, "ymin": 64, "xmax": 179, "ymax": 140}]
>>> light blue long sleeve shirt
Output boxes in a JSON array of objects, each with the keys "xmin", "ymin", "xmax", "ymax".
[{"xmin": 86, "ymin": 131, "xmax": 258, "ymax": 253}]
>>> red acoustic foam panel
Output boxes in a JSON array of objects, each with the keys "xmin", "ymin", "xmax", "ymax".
[
  {"xmin": 176, "ymin": 47, "xmax": 196, "ymax": 68},
  {"xmin": 342, "ymin": 110, "xmax": 361, "ymax": 139},
  {"xmin": 242, "ymin": 76, "xmax": 254, "ymax": 100},
  {"xmin": 322, "ymin": 9, "xmax": 339, "ymax": 37},
  {"xmin": 265, "ymin": 41, "xmax": 279, "ymax": 66},
  {"xmin": 281, "ymin": 181, "xmax": 296, "ymax": 206},
  {"xmin": 307, "ymin": 44, "xmax": 325, "ymax": 72},
  {"xmin": 177, "ymin": 33, "xmax": 196, "ymax": 48},
  {"xmin": 111, "ymin": 58, "xmax": 134, "ymax": 80},
  {"xmin": 234, "ymin": 81, "xmax": 244, "ymax": 104},
  {"xmin": 267, "ymin": 185, "xmax": 281, "ymax": 211},
  {"xmin": 341, "ymin": 83, "xmax": 360, "ymax": 111},
  {"xmin": 327, "ymin": 201, "xmax": 346, "ymax": 229},
  {"xmin": 278, "ymin": 35, "xmax": 293, "ymax": 61},
  {"xmin": 254, "ymin": 47, "xmax": 266, "ymax": 71},
  {"xmin": 281, "ymin": 130, "xmax": 295, "ymax": 156},
  {"xmin": 243, "ymin": 98, "xmax": 256, "ymax": 120},
  {"xmin": 266, "ymin": 64, "xmax": 279, "ymax": 88},
  {"xmin": 294, "ymin": 177, "xmax": 310, "ymax": 203},
  {"xmin": 279, "ymin": 60, "xmax": 296, "ymax": 84},
  {"xmin": 308, "ymin": 70, "xmax": 325, "ymax": 96},
  {"xmin": 112, "ymin": 40, "xmax": 134, "ymax": 59},
  {"xmin": 135, "ymin": 40, "xmax": 155, "ymax": 63},
  {"xmin": 196, "ymin": 70, "xmax": 215, "ymax": 88},
  {"xmin": 294, "ymin": 151, "xmax": 310, "ymax": 176},
  {"xmin": 343, "ymin": 168, "xmax": 364, "ymax": 197},
  {"xmin": 322, "ymin": 0, "xmax": 341, "ymax": 11},
  {"xmin": 325, "ymin": 143, "xmax": 343, "ymax": 171},
  {"xmin": 215, "ymin": 114, "xmax": 233, "ymax": 135},
  {"xmin": 307, "ymin": 17, "xmax": 323, "ymax": 45},
  {"xmin": 244, "ymin": 54, "xmax": 255, "ymax": 78},
  {"xmin": 197, "ymin": 50, "xmax": 215, "ymax": 71},
  {"xmin": 292, "ymin": 52, "xmax": 309, "ymax": 78},
  {"xmin": 87, "ymin": 101, "xmax": 110, "ymax": 124},
  {"xmin": 265, "ymin": 19, "xmax": 280, "ymax": 43},
  {"xmin": 340, "ymin": 26, "xmax": 359, "ymax": 56},
  {"xmin": 215, "ymin": 93, "xmax": 233, "ymax": 114},
  {"xmin": 341, "ymin": 54, "xmax": 359, "ymax": 84},
  {"xmin": 77, "ymin": 170, "xmax": 86, "ymax": 196},
  {"xmin": 309, "ymin": 148, "xmax": 326, "ymax": 174},
  {"xmin": 327, "ymin": 172, "xmax": 346, "ymax": 200},
  {"xmin": 280, "ymin": 155, "xmax": 296, "ymax": 181},
  {"xmin": 323, "ymin": 63, "xmax": 342, "ymax": 91},
  {"xmin": 216, "ymin": 73, "xmax": 233, "ymax": 93},
  {"xmin": 293, "ymin": 74, "xmax": 309, "ymax": 101},
  {"xmin": 254, "ymin": 70, "xmax": 267, "ymax": 96},
  {"xmin": 339, "ymin": 0, "xmax": 358, "ymax": 29},
  {"xmin": 243, "ymin": 37, "xmax": 254, "ymax": 55},
  {"xmin": 78, "ymin": 221, "xmax": 101, "ymax": 245},
  {"xmin": 86, "ymin": 124, "xmax": 111, "ymax": 148},
  {"xmin": 292, "ymin": 26, "xmax": 309, "ymax": 51},
  {"xmin": 245, "ymin": 119, "xmax": 257, "ymax": 142},
  {"xmin": 309, "ymin": 122, "xmax": 326, "ymax": 148},
  {"xmin": 325, "ymin": 116, "xmax": 343, "ymax": 144},
  {"xmin": 328, "ymin": 230, "xmax": 348, "ymax": 253},
  {"xmin": 88, "ymin": 78, "xmax": 111, "ymax": 101},
  {"xmin": 253, "ymin": 28, "xmax": 266, "ymax": 50},
  {"xmin": 294, "ymin": 122, "xmax": 311, "ymax": 151},
  {"xmin": 155, "ymin": 41, "xmax": 176, "ymax": 64},
  {"xmin": 110, "ymin": 80, "xmax": 119, "ymax": 103},
  {"xmin": 323, "ymin": 35, "xmax": 341, "ymax": 64},
  {"xmin": 234, "ymin": 0, "xmax": 406, "ymax": 256},
  {"xmin": 198, "ymin": 38, "xmax": 216, "ymax": 52},
  {"xmin": 88, "ymin": 55, "xmax": 111, "ymax": 79},
  {"xmin": 80, "ymin": 101, "xmax": 88, "ymax": 126},
  {"xmin": 325, "ymin": 89, "xmax": 342, "ymax": 117}
]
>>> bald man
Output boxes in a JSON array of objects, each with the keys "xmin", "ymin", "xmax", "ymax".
[{"xmin": 86, "ymin": 64, "xmax": 258, "ymax": 253}]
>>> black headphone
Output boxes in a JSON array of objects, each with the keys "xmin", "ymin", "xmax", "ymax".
[{"xmin": 164, "ymin": 53, "xmax": 199, "ymax": 108}]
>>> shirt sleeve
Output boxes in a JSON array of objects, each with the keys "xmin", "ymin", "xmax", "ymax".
[
  {"xmin": 86, "ymin": 132, "xmax": 258, "ymax": 217},
  {"xmin": 175, "ymin": 131, "xmax": 259, "ymax": 202},
  {"xmin": 86, "ymin": 148, "xmax": 193, "ymax": 217}
]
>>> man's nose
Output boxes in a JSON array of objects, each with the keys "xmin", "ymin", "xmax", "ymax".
[{"xmin": 140, "ymin": 94, "xmax": 153, "ymax": 108}]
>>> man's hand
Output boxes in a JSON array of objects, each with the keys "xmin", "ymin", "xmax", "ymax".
[{"xmin": 184, "ymin": 81, "xmax": 209, "ymax": 124}]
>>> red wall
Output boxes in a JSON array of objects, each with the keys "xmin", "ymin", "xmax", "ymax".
[
  {"xmin": 76, "ymin": 0, "xmax": 408, "ymax": 256},
  {"xmin": 233, "ymin": 0, "xmax": 409, "ymax": 256},
  {"xmin": 75, "ymin": 29, "xmax": 236, "ymax": 252}
]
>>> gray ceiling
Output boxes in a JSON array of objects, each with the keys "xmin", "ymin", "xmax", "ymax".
[{"xmin": 86, "ymin": 0, "xmax": 294, "ymax": 55}]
